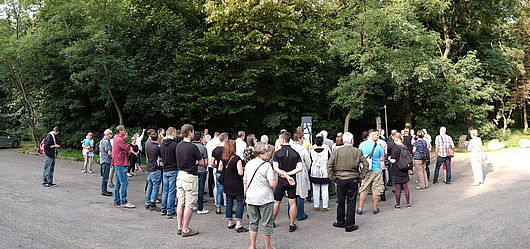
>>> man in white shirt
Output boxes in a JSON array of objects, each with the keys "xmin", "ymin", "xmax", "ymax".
[{"xmin": 236, "ymin": 131, "xmax": 247, "ymax": 158}]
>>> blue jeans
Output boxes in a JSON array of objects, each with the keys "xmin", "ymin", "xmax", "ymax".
[
  {"xmin": 226, "ymin": 194, "xmax": 245, "ymax": 220},
  {"xmin": 198, "ymin": 171, "xmax": 207, "ymax": 211},
  {"xmin": 136, "ymin": 153, "xmax": 142, "ymax": 166},
  {"xmin": 215, "ymin": 172, "xmax": 224, "ymax": 207},
  {"xmin": 43, "ymin": 156, "xmax": 56, "ymax": 185},
  {"xmin": 287, "ymin": 196, "xmax": 307, "ymax": 220},
  {"xmin": 113, "ymin": 166, "xmax": 129, "ymax": 204},
  {"xmin": 101, "ymin": 162, "xmax": 110, "ymax": 194},
  {"xmin": 146, "ymin": 170, "xmax": 162, "ymax": 205},
  {"xmin": 161, "ymin": 170, "xmax": 177, "ymax": 215},
  {"xmin": 434, "ymin": 156, "xmax": 451, "ymax": 182}
]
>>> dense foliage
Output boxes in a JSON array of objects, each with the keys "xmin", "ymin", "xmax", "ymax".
[{"xmin": 0, "ymin": 0, "xmax": 528, "ymax": 148}]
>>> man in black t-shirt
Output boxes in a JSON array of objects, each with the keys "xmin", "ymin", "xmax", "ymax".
[
  {"xmin": 175, "ymin": 124, "xmax": 203, "ymax": 237},
  {"xmin": 272, "ymin": 132, "xmax": 302, "ymax": 232},
  {"xmin": 211, "ymin": 133, "xmax": 228, "ymax": 214}
]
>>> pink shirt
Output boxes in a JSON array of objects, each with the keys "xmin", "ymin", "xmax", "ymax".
[{"xmin": 112, "ymin": 135, "xmax": 129, "ymax": 166}]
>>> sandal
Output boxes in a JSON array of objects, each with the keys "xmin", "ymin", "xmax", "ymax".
[
  {"xmin": 228, "ymin": 223, "xmax": 236, "ymax": 229},
  {"xmin": 236, "ymin": 227, "xmax": 249, "ymax": 233}
]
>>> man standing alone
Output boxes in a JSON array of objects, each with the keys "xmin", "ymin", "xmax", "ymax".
[
  {"xmin": 328, "ymin": 132, "xmax": 368, "ymax": 232},
  {"xmin": 112, "ymin": 125, "xmax": 134, "ymax": 208},
  {"xmin": 42, "ymin": 127, "xmax": 60, "ymax": 188},
  {"xmin": 433, "ymin": 127, "xmax": 454, "ymax": 184},
  {"xmin": 100, "ymin": 129, "xmax": 113, "ymax": 196}
]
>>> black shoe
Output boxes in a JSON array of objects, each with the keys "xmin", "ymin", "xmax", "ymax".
[
  {"xmin": 333, "ymin": 222, "xmax": 345, "ymax": 228},
  {"xmin": 345, "ymin": 225, "xmax": 359, "ymax": 232},
  {"xmin": 150, "ymin": 203, "xmax": 161, "ymax": 211},
  {"xmin": 203, "ymin": 199, "xmax": 208, "ymax": 203},
  {"xmin": 109, "ymin": 184, "xmax": 114, "ymax": 188},
  {"xmin": 386, "ymin": 183, "xmax": 393, "ymax": 187},
  {"xmin": 380, "ymin": 195, "xmax": 386, "ymax": 202},
  {"xmin": 167, "ymin": 214, "xmax": 177, "ymax": 219},
  {"xmin": 433, "ymin": 181, "xmax": 438, "ymax": 184},
  {"xmin": 273, "ymin": 222, "xmax": 276, "ymax": 228},
  {"xmin": 297, "ymin": 214, "xmax": 308, "ymax": 221},
  {"xmin": 43, "ymin": 184, "xmax": 51, "ymax": 188},
  {"xmin": 101, "ymin": 192, "xmax": 112, "ymax": 196},
  {"xmin": 145, "ymin": 204, "xmax": 151, "ymax": 210},
  {"xmin": 160, "ymin": 210, "xmax": 167, "ymax": 215},
  {"xmin": 236, "ymin": 227, "xmax": 249, "ymax": 233},
  {"xmin": 289, "ymin": 224, "xmax": 297, "ymax": 232},
  {"xmin": 443, "ymin": 180, "xmax": 451, "ymax": 184},
  {"xmin": 49, "ymin": 183, "xmax": 56, "ymax": 186}
]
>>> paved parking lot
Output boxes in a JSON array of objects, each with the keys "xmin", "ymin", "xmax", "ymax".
[{"xmin": 1, "ymin": 148, "xmax": 529, "ymax": 249}]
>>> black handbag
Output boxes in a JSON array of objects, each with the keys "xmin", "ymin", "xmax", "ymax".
[{"xmin": 217, "ymin": 157, "xmax": 234, "ymax": 185}]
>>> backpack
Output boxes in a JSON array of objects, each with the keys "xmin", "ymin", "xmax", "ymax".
[
  {"xmin": 420, "ymin": 140, "xmax": 430, "ymax": 161},
  {"xmin": 94, "ymin": 139, "xmax": 102, "ymax": 155},
  {"xmin": 39, "ymin": 138, "xmax": 46, "ymax": 154},
  {"xmin": 396, "ymin": 146, "xmax": 413, "ymax": 170}
]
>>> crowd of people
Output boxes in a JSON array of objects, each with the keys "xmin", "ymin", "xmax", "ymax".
[{"xmin": 40, "ymin": 124, "xmax": 486, "ymax": 248}]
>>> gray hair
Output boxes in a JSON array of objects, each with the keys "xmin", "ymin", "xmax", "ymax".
[
  {"xmin": 320, "ymin": 130, "xmax": 328, "ymax": 139},
  {"xmin": 260, "ymin": 135, "xmax": 269, "ymax": 142},
  {"xmin": 238, "ymin": 131, "xmax": 245, "ymax": 138},
  {"xmin": 469, "ymin": 129, "xmax": 478, "ymax": 137},
  {"xmin": 440, "ymin": 127, "xmax": 446, "ymax": 134},
  {"xmin": 342, "ymin": 132, "xmax": 354, "ymax": 144},
  {"xmin": 254, "ymin": 142, "xmax": 269, "ymax": 157},
  {"xmin": 104, "ymin": 129, "xmax": 112, "ymax": 135}
]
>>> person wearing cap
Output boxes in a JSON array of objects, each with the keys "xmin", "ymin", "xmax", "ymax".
[{"xmin": 42, "ymin": 127, "xmax": 61, "ymax": 188}]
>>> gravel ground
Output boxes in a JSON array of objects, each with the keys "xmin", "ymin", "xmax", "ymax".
[{"xmin": 0, "ymin": 148, "xmax": 529, "ymax": 249}]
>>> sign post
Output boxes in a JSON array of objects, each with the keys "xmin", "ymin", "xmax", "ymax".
[{"xmin": 301, "ymin": 116, "xmax": 313, "ymax": 144}]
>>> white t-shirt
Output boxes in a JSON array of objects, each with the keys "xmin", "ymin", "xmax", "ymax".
[
  {"xmin": 236, "ymin": 138, "xmax": 247, "ymax": 158},
  {"xmin": 243, "ymin": 158, "xmax": 275, "ymax": 206}
]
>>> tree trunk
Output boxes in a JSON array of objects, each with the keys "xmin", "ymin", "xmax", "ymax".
[
  {"xmin": 523, "ymin": 101, "xmax": 528, "ymax": 132},
  {"xmin": 104, "ymin": 65, "xmax": 123, "ymax": 125}
]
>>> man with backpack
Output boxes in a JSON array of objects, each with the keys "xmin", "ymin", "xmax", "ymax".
[
  {"xmin": 356, "ymin": 129, "xmax": 386, "ymax": 215},
  {"xmin": 42, "ymin": 127, "xmax": 61, "ymax": 188}
]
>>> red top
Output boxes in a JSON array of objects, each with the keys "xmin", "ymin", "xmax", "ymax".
[{"xmin": 112, "ymin": 135, "xmax": 129, "ymax": 166}]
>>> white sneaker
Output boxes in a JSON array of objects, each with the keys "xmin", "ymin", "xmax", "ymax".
[
  {"xmin": 127, "ymin": 173, "xmax": 132, "ymax": 177},
  {"xmin": 197, "ymin": 209, "xmax": 210, "ymax": 215},
  {"xmin": 121, "ymin": 203, "xmax": 135, "ymax": 208}
]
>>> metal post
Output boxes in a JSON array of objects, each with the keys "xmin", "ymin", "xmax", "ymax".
[{"xmin": 384, "ymin": 105, "xmax": 388, "ymax": 140}]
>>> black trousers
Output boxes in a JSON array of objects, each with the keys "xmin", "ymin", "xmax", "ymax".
[
  {"xmin": 208, "ymin": 167, "xmax": 215, "ymax": 197},
  {"xmin": 336, "ymin": 178, "xmax": 359, "ymax": 229}
]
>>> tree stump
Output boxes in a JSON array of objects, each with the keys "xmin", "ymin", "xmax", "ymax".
[{"xmin": 458, "ymin": 135, "xmax": 468, "ymax": 149}]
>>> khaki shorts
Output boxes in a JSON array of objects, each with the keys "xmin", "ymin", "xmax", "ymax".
[
  {"xmin": 247, "ymin": 203, "xmax": 274, "ymax": 235},
  {"xmin": 177, "ymin": 171, "xmax": 198, "ymax": 209},
  {"xmin": 359, "ymin": 171, "xmax": 384, "ymax": 196}
]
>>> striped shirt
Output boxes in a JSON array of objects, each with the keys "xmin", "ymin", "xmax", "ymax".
[{"xmin": 435, "ymin": 134, "xmax": 454, "ymax": 157}]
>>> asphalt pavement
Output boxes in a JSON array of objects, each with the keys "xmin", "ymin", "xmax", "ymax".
[{"xmin": 0, "ymin": 148, "xmax": 529, "ymax": 249}]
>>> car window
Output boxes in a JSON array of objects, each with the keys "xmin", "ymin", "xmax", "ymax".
[{"xmin": 0, "ymin": 132, "xmax": 8, "ymax": 137}]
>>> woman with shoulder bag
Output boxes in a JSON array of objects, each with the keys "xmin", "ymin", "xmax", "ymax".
[
  {"xmin": 244, "ymin": 142, "xmax": 277, "ymax": 249},
  {"xmin": 412, "ymin": 130, "xmax": 429, "ymax": 190},
  {"xmin": 220, "ymin": 139, "xmax": 248, "ymax": 232},
  {"xmin": 388, "ymin": 133, "xmax": 411, "ymax": 210}
]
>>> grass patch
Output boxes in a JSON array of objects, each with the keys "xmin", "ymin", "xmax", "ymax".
[
  {"xmin": 502, "ymin": 131, "xmax": 530, "ymax": 148},
  {"xmin": 57, "ymin": 148, "xmax": 100, "ymax": 162},
  {"xmin": 17, "ymin": 144, "xmax": 35, "ymax": 152}
]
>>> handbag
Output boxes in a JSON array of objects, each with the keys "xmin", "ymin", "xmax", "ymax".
[
  {"xmin": 360, "ymin": 143, "xmax": 378, "ymax": 172},
  {"xmin": 443, "ymin": 136, "xmax": 454, "ymax": 157},
  {"xmin": 420, "ymin": 139, "xmax": 430, "ymax": 161},
  {"xmin": 482, "ymin": 149, "xmax": 488, "ymax": 161},
  {"xmin": 217, "ymin": 157, "xmax": 233, "ymax": 185}
]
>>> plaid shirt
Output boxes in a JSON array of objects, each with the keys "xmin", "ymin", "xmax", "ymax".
[{"xmin": 435, "ymin": 134, "xmax": 454, "ymax": 157}]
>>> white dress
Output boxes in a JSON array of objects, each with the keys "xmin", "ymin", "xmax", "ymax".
[{"xmin": 467, "ymin": 136, "xmax": 483, "ymax": 184}]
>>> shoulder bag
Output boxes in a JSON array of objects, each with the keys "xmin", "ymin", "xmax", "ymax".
[
  {"xmin": 217, "ymin": 157, "xmax": 234, "ymax": 185},
  {"xmin": 246, "ymin": 161, "xmax": 267, "ymax": 193}
]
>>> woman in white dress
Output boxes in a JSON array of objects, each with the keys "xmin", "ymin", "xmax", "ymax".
[{"xmin": 467, "ymin": 129, "xmax": 484, "ymax": 186}]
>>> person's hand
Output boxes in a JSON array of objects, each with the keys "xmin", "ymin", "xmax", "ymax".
[
  {"xmin": 52, "ymin": 145, "xmax": 60, "ymax": 148},
  {"xmin": 287, "ymin": 176, "xmax": 295, "ymax": 186}
]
